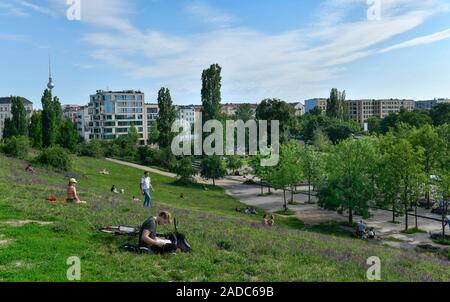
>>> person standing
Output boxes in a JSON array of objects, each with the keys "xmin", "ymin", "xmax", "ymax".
[{"xmin": 140, "ymin": 171, "xmax": 154, "ymax": 208}]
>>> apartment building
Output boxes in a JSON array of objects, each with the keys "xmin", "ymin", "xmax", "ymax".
[
  {"xmin": 0, "ymin": 97, "xmax": 33, "ymax": 139},
  {"xmin": 291, "ymin": 102, "xmax": 305, "ymax": 116},
  {"xmin": 62, "ymin": 104, "xmax": 82, "ymax": 124},
  {"xmin": 221, "ymin": 103, "xmax": 258, "ymax": 117},
  {"xmin": 347, "ymin": 99, "xmax": 415, "ymax": 125},
  {"xmin": 415, "ymin": 98, "xmax": 450, "ymax": 110},
  {"xmin": 304, "ymin": 98, "xmax": 328, "ymax": 113},
  {"xmin": 176, "ymin": 105, "xmax": 197, "ymax": 126},
  {"xmin": 86, "ymin": 90, "xmax": 147, "ymax": 145},
  {"xmin": 76, "ymin": 106, "xmax": 91, "ymax": 142}
]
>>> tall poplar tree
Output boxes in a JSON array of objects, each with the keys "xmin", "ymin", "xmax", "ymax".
[{"xmin": 156, "ymin": 87, "xmax": 176, "ymax": 148}]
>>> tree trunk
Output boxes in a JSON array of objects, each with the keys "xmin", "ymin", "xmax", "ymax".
[
  {"xmin": 283, "ymin": 189, "xmax": 287, "ymax": 211},
  {"xmin": 349, "ymin": 207, "xmax": 353, "ymax": 225},
  {"xmin": 290, "ymin": 186, "xmax": 294, "ymax": 203},
  {"xmin": 425, "ymin": 190, "xmax": 430, "ymax": 209},
  {"xmin": 414, "ymin": 202, "xmax": 418, "ymax": 229},
  {"xmin": 405, "ymin": 204, "xmax": 409, "ymax": 231},
  {"xmin": 308, "ymin": 177, "xmax": 311, "ymax": 203},
  {"xmin": 392, "ymin": 205, "xmax": 396, "ymax": 223},
  {"xmin": 261, "ymin": 184, "xmax": 263, "ymax": 195},
  {"xmin": 213, "ymin": 178, "xmax": 215, "ymax": 186}
]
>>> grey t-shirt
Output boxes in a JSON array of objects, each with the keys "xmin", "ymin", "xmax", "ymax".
[{"xmin": 139, "ymin": 217, "xmax": 157, "ymax": 247}]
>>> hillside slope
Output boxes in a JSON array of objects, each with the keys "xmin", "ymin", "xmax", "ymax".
[{"xmin": 0, "ymin": 154, "xmax": 448, "ymax": 281}]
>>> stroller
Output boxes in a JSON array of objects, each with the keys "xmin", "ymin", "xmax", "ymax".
[{"xmin": 99, "ymin": 218, "xmax": 192, "ymax": 254}]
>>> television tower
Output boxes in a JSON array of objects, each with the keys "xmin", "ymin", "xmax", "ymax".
[{"xmin": 47, "ymin": 56, "xmax": 55, "ymax": 92}]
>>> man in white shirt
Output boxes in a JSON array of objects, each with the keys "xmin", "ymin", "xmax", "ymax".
[{"xmin": 140, "ymin": 171, "xmax": 154, "ymax": 207}]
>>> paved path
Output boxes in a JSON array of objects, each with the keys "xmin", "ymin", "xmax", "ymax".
[{"xmin": 107, "ymin": 158, "xmax": 448, "ymax": 250}]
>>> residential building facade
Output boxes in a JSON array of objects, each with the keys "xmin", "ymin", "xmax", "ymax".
[
  {"xmin": 221, "ymin": 103, "xmax": 258, "ymax": 117},
  {"xmin": 62, "ymin": 104, "xmax": 82, "ymax": 124},
  {"xmin": 86, "ymin": 90, "xmax": 147, "ymax": 145},
  {"xmin": 76, "ymin": 106, "xmax": 91, "ymax": 142},
  {"xmin": 304, "ymin": 98, "xmax": 327, "ymax": 113},
  {"xmin": 415, "ymin": 98, "xmax": 450, "ymax": 110},
  {"xmin": 291, "ymin": 102, "xmax": 305, "ymax": 116},
  {"xmin": 176, "ymin": 105, "xmax": 197, "ymax": 126},
  {"xmin": 0, "ymin": 97, "xmax": 33, "ymax": 139},
  {"xmin": 144, "ymin": 103, "xmax": 159, "ymax": 144},
  {"xmin": 347, "ymin": 99, "xmax": 415, "ymax": 125}
]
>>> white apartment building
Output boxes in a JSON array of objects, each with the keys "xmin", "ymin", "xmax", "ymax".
[
  {"xmin": 76, "ymin": 106, "xmax": 91, "ymax": 142},
  {"xmin": 86, "ymin": 90, "xmax": 147, "ymax": 145},
  {"xmin": 176, "ymin": 105, "xmax": 197, "ymax": 126},
  {"xmin": 0, "ymin": 97, "xmax": 33, "ymax": 139}
]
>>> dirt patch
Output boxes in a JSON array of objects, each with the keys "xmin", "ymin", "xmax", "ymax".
[
  {"xmin": 0, "ymin": 220, "xmax": 54, "ymax": 227},
  {"xmin": 0, "ymin": 234, "xmax": 11, "ymax": 247}
]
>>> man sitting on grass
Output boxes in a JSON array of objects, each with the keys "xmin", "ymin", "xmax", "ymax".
[{"xmin": 139, "ymin": 211, "xmax": 177, "ymax": 254}]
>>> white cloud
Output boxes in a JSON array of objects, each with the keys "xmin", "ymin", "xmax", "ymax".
[
  {"xmin": 74, "ymin": 0, "xmax": 449, "ymax": 103},
  {"xmin": 185, "ymin": 1, "xmax": 235, "ymax": 26},
  {"xmin": 380, "ymin": 28, "xmax": 450, "ymax": 53}
]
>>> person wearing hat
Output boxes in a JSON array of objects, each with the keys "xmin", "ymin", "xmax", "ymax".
[{"xmin": 67, "ymin": 178, "xmax": 82, "ymax": 204}]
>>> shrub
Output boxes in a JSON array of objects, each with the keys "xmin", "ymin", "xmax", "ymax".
[
  {"xmin": 176, "ymin": 157, "xmax": 197, "ymax": 184},
  {"xmin": 36, "ymin": 146, "xmax": 72, "ymax": 171},
  {"xmin": 77, "ymin": 140, "xmax": 104, "ymax": 158},
  {"xmin": 1, "ymin": 136, "xmax": 30, "ymax": 159}
]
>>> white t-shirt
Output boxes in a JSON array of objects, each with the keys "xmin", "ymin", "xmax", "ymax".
[{"xmin": 141, "ymin": 176, "xmax": 151, "ymax": 190}]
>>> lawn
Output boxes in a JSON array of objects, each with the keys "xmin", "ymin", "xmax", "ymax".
[{"xmin": 0, "ymin": 153, "xmax": 449, "ymax": 282}]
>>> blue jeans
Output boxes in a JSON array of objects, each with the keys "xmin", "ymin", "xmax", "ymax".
[{"xmin": 143, "ymin": 189, "xmax": 151, "ymax": 207}]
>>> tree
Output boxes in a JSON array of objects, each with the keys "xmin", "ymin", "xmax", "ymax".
[
  {"xmin": 226, "ymin": 155, "xmax": 244, "ymax": 175},
  {"xmin": 156, "ymin": 88, "xmax": 176, "ymax": 148},
  {"xmin": 326, "ymin": 88, "xmax": 346, "ymax": 120},
  {"xmin": 201, "ymin": 64, "xmax": 222, "ymax": 123},
  {"xmin": 325, "ymin": 119, "xmax": 360, "ymax": 144},
  {"xmin": 268, "ymin": 142, "xmax": 303, "ymax": 210},
  {"xmin": 234, "ymin": 104, "xmax": 254, "ymax": 122},
  {"xmin": 430, "ymin": 103, "xmax": 450, "ymax": 126},
  {"xmin": 201, "ymin": 156, "xmax": 226, "ymax": 186},
  {"xmin": 2, "ymin": 118, "xmax": 15, "ymax": 139},
  {"xmin": 298, "ymin": 145, "xmax": 324, "ymax": 203},
  {"xmin": 10, "ymin": 96, "xmax": 28, "ymax": 137},
  {"xmin": 149, "ymin": 121, "xmax": 160, "ymax": 144},
  {"xmin": 176, "ymin": 157, "xmax": 197, "ymax": 184},
  {"xmin": 41, "ymin": 89, "xmax": 58, "ymax": 147},
  {"xmin": 312, "ymin": 128, "xmax": 331, "ymax": 150},
  {"xmin": 409, "ymin": 125, "xmax": 445, "ymax": 208},
  {"xmin": 318, "ymin": 137, "xmax": 379, "ymax": 224},
  {"xmin": 29, "ymin": 112, "xmax": 42, "ymax": 148},
  {"xmin": 256, "ymin": 98, "xmax": 296, "ymax": 143},
  {"xmin": 57, "ymin": 118, "xmax": 79, "ymax": 152},
  {"xmin": 367, "ymin": 116, "xmax": 381, "ymax": 134}
]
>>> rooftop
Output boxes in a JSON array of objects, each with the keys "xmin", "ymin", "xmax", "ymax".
[{"xmin": 0, "ymin": 97, "xmax": 32, "ymax": 105}]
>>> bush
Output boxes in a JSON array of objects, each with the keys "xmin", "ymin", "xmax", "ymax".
[
  {"xmin": 77, "ymin": 140, "xmax": 105, "ymax": 158},
  {"xmin": 36, "ymin": 146, "xmax": 72, "ymax": 171},
  {"xmin": 176, "ymin": 157, "xmax": 197, "ymax": 184},
  {"xmin": 1, "ymin": 136, "xmax": 30, "ymax": 159}
]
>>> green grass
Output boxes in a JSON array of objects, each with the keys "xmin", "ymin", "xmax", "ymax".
[
  {"xmin": 401, "ymin": 228, "xmax": 427, "ymax": 235},
  {"xmin": 0, "ymin": 153, "xmax": 449, "ymax": 281}
]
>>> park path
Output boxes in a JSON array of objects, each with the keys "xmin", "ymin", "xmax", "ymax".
[{"xmin": 106, "ymin": 158, "xmax": 447, "ymax": 250}]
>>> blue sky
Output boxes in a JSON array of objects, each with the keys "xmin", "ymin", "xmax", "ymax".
[{"xmin": 1, "ymin": 0, "xmax": 450, "ymax": 109}]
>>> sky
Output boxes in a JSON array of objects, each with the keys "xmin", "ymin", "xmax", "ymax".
[{"xmin": 1, "ymin": 0, "xmax": 450, "ymax": 109}]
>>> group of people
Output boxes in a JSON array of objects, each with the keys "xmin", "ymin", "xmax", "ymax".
[
  {"xmin": 356, "ymin": 220, "xmax": 376, "ymax": 240},
  {"xmin": 236, "ymin": 206, "xmax": 258, "ymax": 215}
]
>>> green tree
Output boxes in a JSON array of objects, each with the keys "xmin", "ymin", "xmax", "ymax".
[
  {"xmin": 226, "ymin": 155, "xmax": 244, "ymax": 175},
  {"xmin": 201, "ymin": 156, "xmax": 226, "ymax": 186},
  {"xmin": 234, "ymin": 104, "xmax": 254, "ymax": 122},
  {"xmin": 326, "ymin": 88, "xmax": 346, "ymax": 120},
  {"xmin": 29, "ymin": 112, "xmax": 42, "ymax": 148},
  {"xmin": 2, "ymin": 118, "xmax": 15, "ymax": 139},
  {"xmin": 57, "ymin": 119, "xmax": 79, "ymax": 152},
  {"xmin": 156, "ymin": 87, "xmax": 176, "ymax": 148},
  {"xmin": 409, "ymin": 125, "xmax": 445, "ymax": 208},
  {"xmin": 299, "ymin": 145, "xmax": 324, "ymax": 203},
  {"xmin": 318, "ymin": 137, "xmax": 379, "ymax": 224},
  {"xmin": 201, "ymin": 64, "xmax": 222, "ymax": 123},
  {"xmin": 367, "ymin": 116, "xmax": 381, "ymax": 134},
  {"xmin": 41, "ymin": 89, "xmax": 58, "ymax": 147},
  {"xmin": 10, "ymin": 96, "xmax": 28, "ymax": 137},
  {"xmin": 149, "ymin": 121, "xmax": 160, "ymax": 144},
  {"xmin": 256, "ymin": 98, "xmax": 296, "ymax": 143},
  {"xmin": 430, "ymin": 103, "xmax": 450, "ymax": 126},
  {"xmin": 176, "ymin": 157, "xmax": 197, "ymax": 184},
  {"xmin": 1, "ymin": 136, "xmax": 30, "ymax": 159}
]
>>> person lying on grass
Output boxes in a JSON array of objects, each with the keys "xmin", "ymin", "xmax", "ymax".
[
  {"xmin": 139, "ymin": 211, "xmax": 178, "ymax": 254},
  {"xmin": 66, "ymin": 178, "xmax": 86, "ymax": 204}
]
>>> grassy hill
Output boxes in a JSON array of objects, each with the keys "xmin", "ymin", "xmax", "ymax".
[{"xmin": 0, "ymin": 153, "xmax": 448, "ymax": 282}]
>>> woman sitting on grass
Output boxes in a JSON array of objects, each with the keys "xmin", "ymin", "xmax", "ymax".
[{"xmin": 67, "ymin": 178, "xmax": 85, "ymax": 204}]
